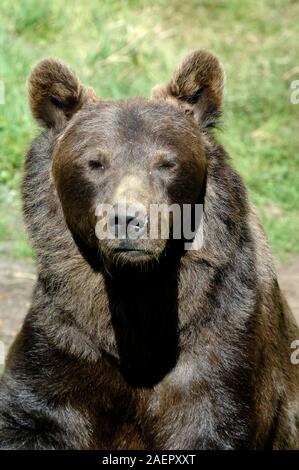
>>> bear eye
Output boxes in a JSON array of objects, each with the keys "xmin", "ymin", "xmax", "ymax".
[
  {"xmin": 158, "ymin": 160, "xmax": 177, "ymax": 170},
  {"xmin": 89, "ymin": 159, "xmax": 105, "ymax": 171}
]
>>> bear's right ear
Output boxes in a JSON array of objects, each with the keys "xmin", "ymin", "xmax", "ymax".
[{"xmin": 28, "ymin": 58, "xmax": 98, "ymax": 129}]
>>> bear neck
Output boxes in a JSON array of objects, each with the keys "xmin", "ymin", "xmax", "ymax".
[{"xmin": 103, "ymin": 254, "xmax": 181, "ymax": 388}]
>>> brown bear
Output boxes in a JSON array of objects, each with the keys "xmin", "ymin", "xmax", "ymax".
[{"xmin": 0, "ymin": 49, "xmax": 298, "ymax": 450}]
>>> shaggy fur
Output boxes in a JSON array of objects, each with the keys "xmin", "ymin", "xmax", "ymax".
[{"xmin": 0, "ymin": 50, "xmax": 298, "ymax": 449}]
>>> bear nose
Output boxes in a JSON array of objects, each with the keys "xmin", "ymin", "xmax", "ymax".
[{"xmin": 109, "ymin": 206, "xmax": 147, "ymax": 240}]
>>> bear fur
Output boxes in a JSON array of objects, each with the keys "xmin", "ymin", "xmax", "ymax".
[{"xmin": 0, "ymin": 50, "xmax": 298, "ymax": 449}]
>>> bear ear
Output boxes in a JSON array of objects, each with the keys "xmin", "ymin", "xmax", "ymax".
[
  {"xmin": 152, "ymin": 49, "xmax": 224, "ymax": 129},
  {"xmin": 28, "ymin": 58, "xmax": 98, "ymax": 129}
]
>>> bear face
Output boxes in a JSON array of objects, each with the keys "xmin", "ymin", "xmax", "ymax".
[
  {"xmin": 52, "ymin": 99, "xmax": 207, "ymax": 265},
  {"xmin": 28, "ymin": 50, "xmax": 224, "ymax": 267}
]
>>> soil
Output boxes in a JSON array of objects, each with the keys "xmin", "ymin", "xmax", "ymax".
[{"xmin": 0, "ymin": 255, "xmax": 299, "ymax": 360}]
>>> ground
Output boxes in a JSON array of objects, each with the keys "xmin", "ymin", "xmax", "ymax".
[{"xmin": 0, "ymin": 255, "xmax": 298, "ymax": 363}]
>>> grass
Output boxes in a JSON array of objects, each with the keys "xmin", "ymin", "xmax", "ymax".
[{"xmin": 0, "ymin": 0, "xmax": 298, "ymax": 262}]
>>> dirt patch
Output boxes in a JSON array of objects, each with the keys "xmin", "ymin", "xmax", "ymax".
[
  {"xmin": 0, "ymin": 257, "xmax": 36, "ymax": 361},
  {"xmin": 0, "ymin": 256, "xmax": 299, "ymax": 361}
]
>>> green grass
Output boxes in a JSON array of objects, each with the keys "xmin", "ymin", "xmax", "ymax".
[
  {"xmin": 0, "ymin": 0, "xmax": 298, "ymax": 261},
  {"xmin": 0, "ymin": 188, "xmax": 32, "ymax": 258}
]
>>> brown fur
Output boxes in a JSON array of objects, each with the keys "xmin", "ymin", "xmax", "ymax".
[{"xmin": 0, "ymin": 50, "xmax": 298, "ymax": 449}]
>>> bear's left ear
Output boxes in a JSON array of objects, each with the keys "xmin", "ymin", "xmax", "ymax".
[
  {"xmin": 152, "ymin": 49, "xmax": 224, "ymax": 129},
  {"xmin": 28, "ymin": 58, "xmax": 98, "ymax": 129}
]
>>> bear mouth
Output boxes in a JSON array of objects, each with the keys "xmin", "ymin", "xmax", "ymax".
[
  {"xmin": 111, "ymin": 240, "xmax": 158, "ymax": 262},
  {"xmin": 114, "ymin": 247, "xmax": 153, "ymax": 258},
  {"xmin": 100, "ymin": 239, "xmax": 167, "ymax": 265},
  {"xmin": 114, "ymin": 240, "xmax": 151, "ymax": 253}
]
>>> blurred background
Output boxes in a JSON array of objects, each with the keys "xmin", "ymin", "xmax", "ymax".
[{"xmin": 0, "ymin": 0, "xmax": 298, "ymax": 355}]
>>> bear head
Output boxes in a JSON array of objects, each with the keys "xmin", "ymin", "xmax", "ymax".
[{"xmin": 28, "ymin": 50, "xmax": 224, "ymax": 268}]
